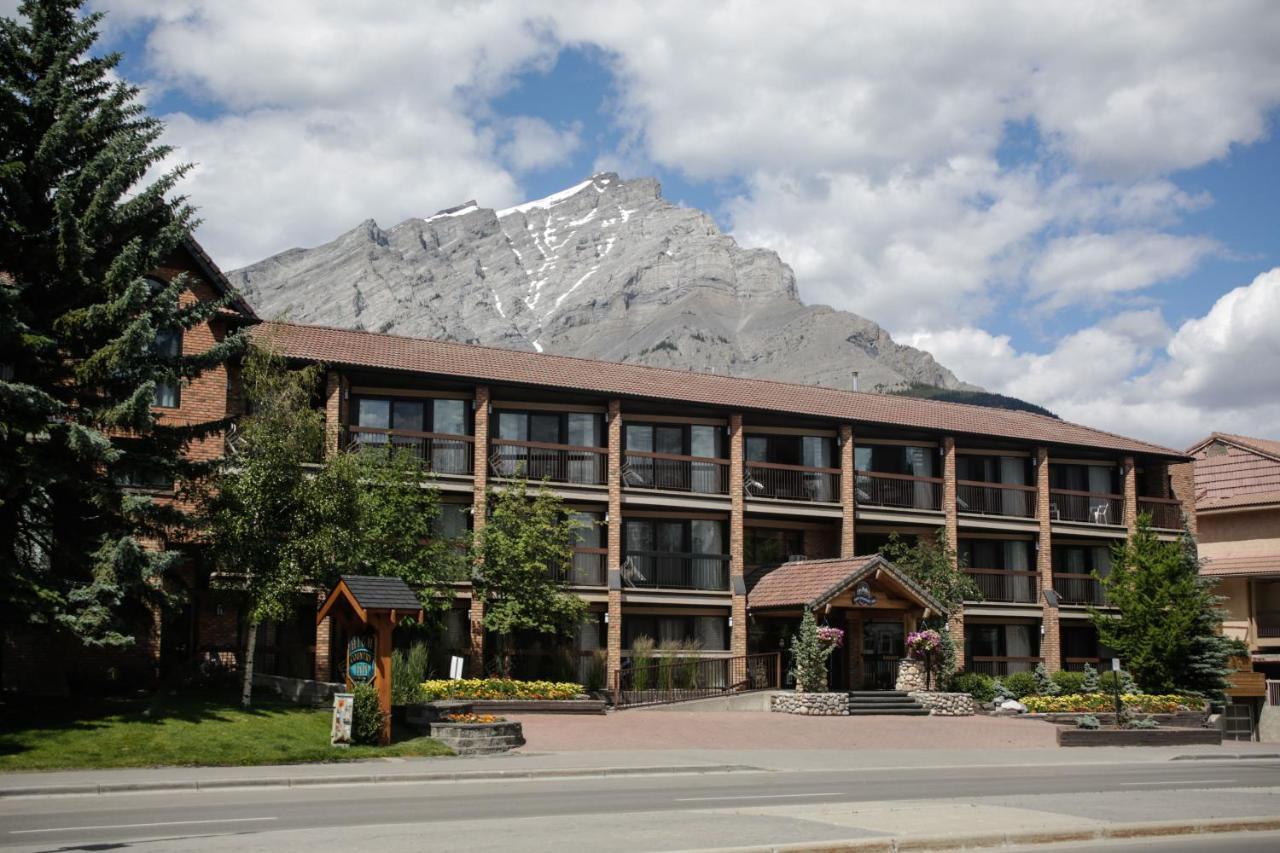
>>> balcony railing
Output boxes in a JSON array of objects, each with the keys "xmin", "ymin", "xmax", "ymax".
[
  {"xmin": 346, "ymin": 426, "xmax": 474, "ymax": 475},
  {"xmin": 968, "ymin": 656, "xmax": 1042, "ymax": 676},
  {"xmin": 856, "ymin": 470, "xmax": 943, "ymax": 511},
  {"xmin": 622, "ymin": 551, "xmax": 730, "ymax": 591},
  {"xmin": 965, "ymin": 568, "xmax": 1039, "ymax": 603},
  {"xmin": 489, "ymin": 439, "xmax": 607, "ymax": 485},
  {"xmin": 552, "ymin": 548, "xmax": 607, "ymax": 587},
  {"xmin": 1049, "ymin": 489, "xmax": 1123, "ymax": 525},
  {"xmin": 1062, "ymin": 656, "xmax": 1101, "ymax": 672},
  {"xmin": 1258, "ymin": 610, "xmax": 1280, "ymax": 639},
  {"xmin": 957, "ymin": 481, "xmax": 1037, "ymax": 518},
  {"xmin": 1139, "ymin": 497, "xmax": 1183, "ymax": 530},
  {"xmin": 1053, "ymin": 572, "xmax": 1107, "ymax": 606},
  {"xmin": 623, "ymin": 451, "xmax": 729, "ymax": 494},
  {"xmin": 745, "ymin": 462, "xmax": 841, "ymax": 503}
]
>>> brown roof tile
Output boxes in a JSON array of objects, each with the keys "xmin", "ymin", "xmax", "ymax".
[
  {"xmin": 1201, "ymin": 554, "xmax": 1280, "ymax": 578},
  {"xmin": 249, "ymin": 321, "xmax": 1186, "ymax": 458},
  {"xmin": 1190, "ymin": 433, "xmax": 1280, "ymax": 507},
  {"xmin": 746, "ymin": 555, "xmax": 945, "ymax": 613}
]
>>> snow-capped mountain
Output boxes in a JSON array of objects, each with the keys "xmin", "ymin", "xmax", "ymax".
[{"xmin": 230, "ymin": 173, "xmax": 969, "ymax": 392}]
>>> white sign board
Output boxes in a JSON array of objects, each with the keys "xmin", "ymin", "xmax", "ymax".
[
  {"xmin": 331, "ymin": 692, "xmax": 354, "ymax": 747},
  {"xmin": 449, "ymin": 655, "xmax": 465, "ymax": 680},
  {"xmin": 1112, "ymin": 658, "xmax": 1121, "ymax": 672}
]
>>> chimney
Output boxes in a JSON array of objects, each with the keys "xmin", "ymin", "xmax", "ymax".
[{"xmin": 851, "ymin": 371, "xmax": 860, "ymax": 392}]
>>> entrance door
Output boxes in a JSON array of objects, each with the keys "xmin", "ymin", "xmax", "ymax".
[{"xmin": 861, "ymin": 619, "xmax": 904, "ymax": 690}]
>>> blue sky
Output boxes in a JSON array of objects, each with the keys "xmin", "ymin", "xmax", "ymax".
[{"xmin": 52, "ymin": 1, "xmax": 1280, "ymax": 445}]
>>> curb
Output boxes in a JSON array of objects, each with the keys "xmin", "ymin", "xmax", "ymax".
[
  {"xmin": 685, "ymin": 816, "xmax": 1280, "ymax": 852},
  {"xmin": 1172, "ymin": 752, "xmax": 1280, "ymax": 761},
  {"xmin": 0, "ymin": 763, "xmax": 763, "ymax": 798}
]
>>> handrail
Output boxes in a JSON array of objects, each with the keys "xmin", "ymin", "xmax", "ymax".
[
  {"xmin": 1050, "ymin": 487, "xmax": 1123, "ymax": 499},
  {"xmin": 490, "ymin": 437, "xmax": 607, "ymax": 454},
  {"xmin": 749, "ymin": 460, "xmax": 842, "ymax": 474},
  {"xmin": 348, "ymin": 425, "xmax": 474, "ymax": 443},
  {"xmin": 966, "ymin": 567, "xmax": 1038, "ymax": 575},
  {"xmin": 964, "ymin": 568, "xmax": 1038, "ymax": 603},
  {"xmin": 1137, "ymin": 495, "xmax": 1181, "ymax": 504},
  {"xmin": 856, "ymin": 469, "xmax": 943, "ymax": 483},
  {"xmin": 957, "ymin": 478, "xmax": 1035, "ymax": 492},
  {"xmin": 613, "ymin": 651, "xmax": 782, "ymax": 707},
  {"xmin": 626, "ymin": 449, "xmax": 729, "ymax": 465},
  {"xmin": 968, "ymin": 655, "xmax": 1043, "ymax": 676}
]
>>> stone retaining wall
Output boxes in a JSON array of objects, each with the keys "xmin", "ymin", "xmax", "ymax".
[
  {"xmin": 909, "ymin": 691, "xmax": 976, "ymax": 716},
  {"xmin": 770, "ymin": 692, "xmax": 848, "ymax": 716},
  {"xmin": 429, "ymin": 721, "xmax": 526, "ymax": 755},
  {"xmin": 252, "ymin": 673, "xmax": 341, "ymax": 705}
]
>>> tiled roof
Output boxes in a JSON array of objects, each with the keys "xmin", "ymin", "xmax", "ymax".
[
  {"xmin": 746, "ymin": 555, "xmax": 945, "ymax": 614},
  {"xmin": 249, "ymin": 321, "xmax": 1186, "ymax": 458},
  {"xmin": 1190, "ymin": 433, "xmax": 1280, "ymax": 509},
  {"xmin": 1201, "ymin": 555, "xmax": 1280, "ymax": 578},
  {"xmin": 182, "ymin": 235, "xmax": 257, "ymax": 319},
  {"xmin": 340, "ymin": 575, "xmax": 422, "ymax": 611}
]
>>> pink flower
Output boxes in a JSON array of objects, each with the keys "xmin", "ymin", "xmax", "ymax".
[
  {"xmin": 906, "ymin": 629, "xmax": 942, "ymax": 659},
  {"xmin": 816, "ymin": 626, "xmax": 845, "ymax": 648}
]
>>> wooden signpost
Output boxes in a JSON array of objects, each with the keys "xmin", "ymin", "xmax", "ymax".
[{"xmin": 317, "ymin": 576, "xmax": 423, "ymax": 745}]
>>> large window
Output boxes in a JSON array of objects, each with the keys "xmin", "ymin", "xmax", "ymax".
[
  {"xmin": 746, "ymin": 434, "xmax": 833, "ymax": 467},
  {"xmin": 1052, "ymin": 544, "xmax": 1112, "ymax": 577},
  {"xmin": 624, "ymin": 422, "xmax": 725, "ymax": 492},
  {"xmin": 152, "ymin": 328, "xmax": 182, "ymax": 408},
  {"xmin": 744, "ymin": 527, "xmax": 805, "ymax": 567},
  {"xmin": 353, "ymin": 395, "xmax": 471, "ymax": 473},
  {"xmin": 624, "ymin": 614, "xmax": 728, "ymax": 651},
  {"xmin": 965, "ymin": 623, "xmax": 1039, "ymax": 672},
  {"xmin": 498, "ymin": 410, "xmax": 602, "ymax": 446},
  {"xmin": 959, "ymin": 539, "xmax": 1035, "ymax": 571},
  {"xmin": 855, "ymin": 444, "xmax": 936, "ymax": 477},
  {"xmin": 494, "ymin": 410, "xmax": 605, "ymax": 483},
  {"xmin": 567, "ymin": 510, "xmax": 606, "ymax": 585},
  {"xmin": 1049, "ymin": 463, "xmax": 1117, "ymax": 494},
  {"xmin": 956, "ymin": 455, "xmax": 1031, "ymax": 485},
  {"xmin": 623, "ymin": 518, "xmax": 728, "ymax": 590}
]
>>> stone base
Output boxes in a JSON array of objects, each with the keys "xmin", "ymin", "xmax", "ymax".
[
  {"xmin": 429, "ymin": 721, "xmax": 525, "ymax": 755},
  {"xmin": 771, "ymin": 692, "xmax": 848, "ymax": 716},
  {"xmin": 895, "ymin": 659, "xmax": 929, "ymax": 692},
  {"xmin": 909, "ymin": 691, "xmax": 976, "ymax": 716}
]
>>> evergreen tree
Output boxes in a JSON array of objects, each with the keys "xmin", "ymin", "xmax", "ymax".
[
  {"xmin": 790, "ymin": 610, "xmax": 832, "ymax": 693},
  {"xmin": 1081, "ymin": 663, "xmax": 1100, "ymax": 693},
  {"xmin": 1034, "ymin": 662, "xmax": 1060, "ymax": 696},
  {"xmin": 470, "ymin": 478, "xmax": 589, "ymax": 677},
  {"xmin": 0, "ymin": 1, "xmax": 240, "ymax": 656},
  {"xmin": 1090, "ymin": 518, "xmax": 1239, "ymax": 700}
]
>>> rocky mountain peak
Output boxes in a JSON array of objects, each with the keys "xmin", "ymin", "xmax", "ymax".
[{"xmin": 230, "ymin": 174, "xmax": 969, "ymax": 392}]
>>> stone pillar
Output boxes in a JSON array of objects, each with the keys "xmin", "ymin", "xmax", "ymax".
[
  {"xmin": 323, "ymin": 370, "xmax": 347, "ymax": 458},
  {"xmin": 840, "ymin": 424, "xmax": 856, "ymax": 557},
  {"xmin": 468, "ymin": 385, "xmax": 490, "ymax": 675},
  {"xmin": 1036, "ymin": 446, "xmax": 1060, "ymax": 672},
  {"xmin": 729, "ymin": 413, "xmax": 747, "ymax": 658},
  {"xmin": 315, "ymin": 591, "xmax": 331, "ymax": 682},
  {"xmin": 943, "ymin": 437, "xmax": 964, "ymax": 668},
  {"xmin": 606, "ymin": 399, "xmax": 624, "ymax": 687},
  {"xmin": 1122, "ymin": 455, "xmax": 1138, "ymax": 533}
]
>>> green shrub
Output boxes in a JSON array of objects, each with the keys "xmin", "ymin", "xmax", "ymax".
[
  {"xmin": 1002, "ymin": 670, "xmax": 1040, "ymax": 699},
  {"xmin": 790, "ymin": 610, "xmax": 833, "ymax": 693},
  {"xmin": 1050, "ymin": 670, "xmax": 1086, "ymax": 695},
  {"xmin": 418, "ymin": 679, "xmax": 583, "ymax": 701},
  {"xmin": 1022, "ymin": 693, "xmax": 1191, "ymax": 713},
  {"xmin": 992, "ymin": 678, "xmax": 1013, "ymax": 702},
  {"xmin": 1034, "ymin": 663, "xmax": 1061, "ymax": 696},
  {"xmin": 351, "ymin": 683, "xmax": 384, "ymax": 745},
  {"xmin": 631, "ymin": 635, "xmax": 655, "ymax": 691},
  {"xmin": 1125, "ymin": 716, "xmax": 1159, "ymax": 730},
  {"xmin": 952, "ymin": 671, "xmax": 996, "ymax": 704},
  {"xmin": 391, "ymin": 642, "xmax": 430, "ymax": 705},
  {"xmin": 1076, "ymin": 714, "xmax": 1100, "ymax": 730},
  {"xmin": 1081, "ymin": 663, "xmax": 1100, "ymax": 692},
  {"xmin": 1099, "ymin": 669, "xmax": 1138, "ymax": 694}
]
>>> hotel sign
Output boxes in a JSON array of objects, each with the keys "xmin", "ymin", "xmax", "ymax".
[
  {"xmin": 347, "ymin": 635, "xmax": 376, "ymax": 684},
  {"xmin": 853, "ymin": 581, "xmax": 877, "ymax": 607}
]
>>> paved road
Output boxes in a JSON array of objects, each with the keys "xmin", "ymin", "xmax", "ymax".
[
  {"xmin": 1007, "ymin": 832, "xmax": 1280, "ymax": 852},
  {"xmin": 3, "ymin": 759, "xmax": 1278, "ymax": 851}
]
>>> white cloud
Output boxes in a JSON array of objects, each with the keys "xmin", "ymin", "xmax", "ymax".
[
  {"xmin": 500, "ymin": 116, "xmax": 581, "ymax": 172},
  {"xmin": 1028, "ymin": 232, "xmax": 1218, "ymax": 310}
]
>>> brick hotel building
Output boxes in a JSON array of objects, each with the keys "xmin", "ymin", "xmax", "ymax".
[{"xmin": 2, "ymin": 243, "xmax": 1198, "ymax": 692}]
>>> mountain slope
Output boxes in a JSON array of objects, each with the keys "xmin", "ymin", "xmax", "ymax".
[{"xmin": 231, "ymin": 173, "xmax": 971, "ymax": 393}]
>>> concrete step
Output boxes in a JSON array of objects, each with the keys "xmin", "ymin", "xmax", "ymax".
[
  {"xmin": 846, "ymin": 708, "xmax": 931, "ymax": 716},
  {"xmin": 847, "ymin": 691, "xmax": 910, "ymax": 697}
]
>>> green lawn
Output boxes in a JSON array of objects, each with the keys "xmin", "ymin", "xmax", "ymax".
[{"xmin": 0, "ymin": 691, "xmax": 452, "ymax": 771}]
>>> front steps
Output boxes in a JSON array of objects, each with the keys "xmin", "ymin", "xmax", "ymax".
[{"xmin": 847, "ymin": 690, "xmax": 929, "ymax": 716}]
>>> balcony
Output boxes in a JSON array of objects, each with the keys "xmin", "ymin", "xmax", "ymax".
[
  {"xmin": 346, "ymin": 426, "xmax": 474, "ymax": 475},
  {"xmin": 745, "ymin": 462, "xmax": 840, "ymax": 503},
  {"xmin": 553, "ymin": 549, "xmax": 607, "ymax": 587},
  {"xmin": 965, "ymin": 568, "xmax": 1039, "ymax": 603},
  {"xmin": 1053, "ymin": 572, "xmax": 1107, "ymax": 606},
  {"xmin": 623, "ymin": 452, "xmax": 729, "ymax": 495},
  {"xmin": 622, "ymin": 551, "xmax": 730, "ymax": 591},
  {"xmin": 856, "ymin": 470, "xmax": 942, "ymax": 511},
  {"xmin": 490, "ymin": 439, "xmax": 607, "ymax": 485},
  {"xmin": 1061, "ymin": 656, "xmax": 1101, "ymax": 672},
  {"xmin": 1139, "ymin": 496, "xmax": 1183, "ymax": 530},
  {"xmin": 1049, "ymin": 489, "xmax": 1123, "ymax": 525},
  {"xmin": 957, "ymin": 481, "xmax": 1037, "ymax": 518},
  {"xmin": 969, "ymin": 656, "xmax": 1042, "ymax": 676},
  {"xmin": 1258, "ymin": 610, "xmax": 1280, "ymax": 640}
]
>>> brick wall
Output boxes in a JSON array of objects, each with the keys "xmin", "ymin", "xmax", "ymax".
[
  {"xmin": 606, "ymin": 399, "xmax": 623, "ymax": 681},
  {"xmin": 942, "ymin": 436, "xmax": 964, "ymax": 668},
  {"xmin": 1123, "ymin": 455, "xmax": 1138, "ymax": 532},
  {"xmin": 729, "ymin": 413, "xmax": 747, "ymax": 657},
  {"xmin": 469, "ymin": 385, "xmax": 490, "ymax": 674},
  {"xmin": 840, "ymin": 424, "xmax": 855, "ymax": 557},
  {"xmin": 1169, "ymin": 460, "xmax": 1198, "ymax": 536},
  {"xmin": 1036, "ymin": 446, "xmax": 1060, "ymax": 672}
]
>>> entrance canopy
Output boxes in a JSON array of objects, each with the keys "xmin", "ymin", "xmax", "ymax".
[{"xmin": 746, "ymin": 555, "xmax": 947, "ymax": 619}]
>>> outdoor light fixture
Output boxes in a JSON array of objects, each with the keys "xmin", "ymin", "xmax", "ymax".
[{"xmin": 603, "ymin": 612, "xmax": 609, "ymax": 624}]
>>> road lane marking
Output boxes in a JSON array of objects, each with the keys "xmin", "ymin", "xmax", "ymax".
[
  {"xmin": 675, "ymin": 792, "xmax": 843, "ymax": 802},
  {"xmin": 1120, "ymin": 779, "xmax": 1237, "ymax": 786},
  {"xmin": 11, "ymin": 816, "xmax": 278, "ymax": 834}
]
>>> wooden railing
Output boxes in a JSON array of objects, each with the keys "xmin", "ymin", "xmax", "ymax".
[
  {"xmin": 968, "ymin": 656, "xmax": 1042, "ymax": 676},
  {"xmin": 745, "ymin": 461, "xmax": 841, "ymax": 503},
  {"xmin": 1062, "ymin": 656, "xmax": 1100, "ymax": 672},
  {"xmin": 1258, "ymin": 610, "xmax": 1280, "ymax": 639},
  {"xmin": 964, "ymin": 568, "xmax": 1039, "ymax": 603},
  {"xmin": 1049, "ymin": 489, "xmax": 1123, "ymax": 525},
  {"xmin": 856, "ymin": 470, "xmax": 943, "ymax": 511},
  {"xmin": 489, "ymin": 438, "xmax": 607, "ymax": 485},
  {"xmin": 1053, "ymin": 572, "xmax": 1107, "ymax": 606},
  {"xmin": 346, "ymin": 426, "xmax": 474, "ymax": 475},
  {"xmin": 623, "ymin": 451, "xmax": 729, "ymax": 494},
  {"xmin": 614, "ymin": 652, "xmax": 781, "ymax": 707},
  {"xmin": 957, "ymin": 481, "xmax": 1037, "ymax": 518},
  {"xmin": 622, "ymin": 551, "xmax": 730, "ymax": 591},
  {"xmin": 552, "ymin": 548, "xmax": 607, "ymax": 586},
  {"xmin": 1139, "ymin": 497, "xmax": 1183, "ymax": 530}
]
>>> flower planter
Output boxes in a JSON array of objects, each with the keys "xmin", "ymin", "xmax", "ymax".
[
  {"xmin": 429, "ymin": 720, "xmax": 526, "ymax": 755},
  {"xmin": 1056, "ymin": 727, "xmax": 1222, "ymax": 747}
]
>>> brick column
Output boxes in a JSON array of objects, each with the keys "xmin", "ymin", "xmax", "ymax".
[
  {"xmin": 314, "ymin": 591, "xmax": 331, "ymax": 682},
  {"xmin": 323, "ymin": 370, "xmax": 347, "ymax": 458},
  {"xmin": 1122, "ymin": 455, "xmax": 1138, "ymax": 533},
  {"xmin": 1036, "ymin": 446, "xmax": 1060, "ymax": 672},
  {"xmin": 729, "ymin": 413, "xmax": 747, "ymax": 658},
  {"xmin": 606, "ymin": 399, "xmax": 624, "ymax": 687},
  {"xmin": 1169, "ymin": 460, "xmax": 1197, "ymax": 535},
  {"xmin": 942, "ymin": 437, "xmax": 964, "ymax": 669},
  {"xmin": 468, "ymin": 385, "xmax": 490, "ymax": 675},
  {"xmin": 840, "ymin": 424, "xmax": 856, "ymax": 557}
]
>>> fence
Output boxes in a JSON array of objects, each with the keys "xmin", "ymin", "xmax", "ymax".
[{"xmin": 613, "ymin": 652, "xmax": 782, "ymax": 708}]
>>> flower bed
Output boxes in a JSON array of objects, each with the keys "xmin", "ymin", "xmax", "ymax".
[
  {"xmin": 442, "ymin": 712, "xmax": 505, "ymax": 724},
  {"xmin": 419, "ymin": 679, "xmax": 583, "ymax": 701},
  {"xmin": 1022, "ymin": 693, "xmax": 1199, "ymax": 714}
]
